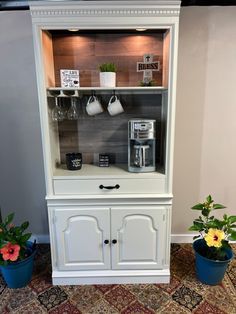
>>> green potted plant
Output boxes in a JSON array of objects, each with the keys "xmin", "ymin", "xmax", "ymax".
[
  {"xmin": 189, "ymin": 195, "xmax": 236, "ymax": 285},
  {"xmin": 0, "ymin": 212, "xmax": 37, "ymax": 288},
  {"xmin": 99, "ymin": 62, "xmax": 117, "ymax": 87}
]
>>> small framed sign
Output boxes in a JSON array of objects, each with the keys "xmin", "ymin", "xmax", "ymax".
[
  {"xmin": 60, "ymin": 69, "xmax": 80, "ymax": 88},
  {"xmin": 137, "ymin": 54, "xmax": 160, "ymax": 85}
]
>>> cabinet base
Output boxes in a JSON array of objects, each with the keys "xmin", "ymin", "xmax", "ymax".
[{"xmin": 52, "ymin": 269, "xmax": 170, "ymax": 285}]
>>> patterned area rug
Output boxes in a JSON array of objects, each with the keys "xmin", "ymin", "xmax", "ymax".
[{"xmin": 0, "ymin": 244, "xmax": 235, "ymax": 313}]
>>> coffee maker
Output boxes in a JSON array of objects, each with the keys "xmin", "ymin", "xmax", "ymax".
[{"xmin": 128, "ymin": 119, "xmax": 156, "ymax": 173}]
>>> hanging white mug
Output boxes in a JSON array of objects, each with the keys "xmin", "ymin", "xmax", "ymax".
[
  {"xmin": 86, "ymin": 95, "xmax": 103, "ymax": 116},
  {"xmin": 107, "ymin": 95, "xmax": 124, "ymax": 116}
]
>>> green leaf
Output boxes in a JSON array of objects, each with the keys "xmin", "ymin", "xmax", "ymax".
[
  {"xmin": 99, "ymin": 62, "xmax": 117, "ymax": 72},
  {"xmin": 206, "ymin": 195, "xmax": 213, "ymax": 203},
  {"xmin": 193, "ymin": 221, "xmax": 204, "ymax": 228},
  {"xmin": 5, "ymin": 213, "xmax": 14, "ymax": 225},
  {"xmin": 191, "ymin": 204, "xmax": 204, "ymax": 210},
  {"xmin": 228, "ymin": 216, "xmax": 236, "ymax": 224},
  {"xmin": 189, "ymin": 225, "xmax": 201, "ymax": 231},
  {"xmin": 221, "ymin": 240, "xmax": 231, "ymax": 250},
  {"xmin": 213, "ymin": 203, "xmax": 226, "ymax": 209},
  {"xmin": 20, "ymin": 233, "xmax": 32, "ymax": 243},
  {"xmin": 202, "ymin": 208, "xmax": 210, "ymax": 217},
  {"xmin": 228, "ymin": 230, "xmax": 236, "ymax": 241},
  {"xmin": 206, "ymin": 221, "xmax": 218, "ymax": 229},
  {"xmin": 193, "ymin": 219, "xmax": 204, "ymax": 224},
  {"xmin": 20, "ymin": 221, "xmax": 29, "ymax": 231}
]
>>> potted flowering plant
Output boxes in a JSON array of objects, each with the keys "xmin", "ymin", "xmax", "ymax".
[
  {"xmin": 189, "ymin": 195, "xmax": 236, "ymax": 285},
  {"xmin": 0, "ymin": 212, "xmax": 37, "ymax": 288}
]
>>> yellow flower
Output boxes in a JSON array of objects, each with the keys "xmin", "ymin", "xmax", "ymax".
[{"xmin": 204, "ymin": 228, "xmax": 225, "ymax": 248}]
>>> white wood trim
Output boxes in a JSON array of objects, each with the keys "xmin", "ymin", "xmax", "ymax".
[
  {"xmin": 46, "ymin": 195, "xmax": 174, "ymax": 206},
  {"xmin": 30, "ymin": 1, "xmax": 181, "ymax": 20},
  {"xmin": 171, "ymin": 234, "xmax": 197, "ymax": 243},
  {"xmin": 52, "ymin": 269, "xmax": 170, "ymax": 285},
  {"xmin": 30, "ymin": 234, "xmax": 50, "ymax": 244},
  {"xmin": 166, "ymin": 23, "xmax": 179, "ymax": 193},
  {"xmin": 31, "ymin": 25, "xmax": 54, "ymax": 195}
]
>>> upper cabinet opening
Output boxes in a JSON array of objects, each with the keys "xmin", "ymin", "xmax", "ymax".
[{"xmin": 42, "ymin": 29, "xmax": 170, "ymax": 89}]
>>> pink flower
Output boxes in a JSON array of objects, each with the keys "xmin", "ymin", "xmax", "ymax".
[{"xmin": 0, "ymin": 242, "xmax": 20, "ymax": 261}]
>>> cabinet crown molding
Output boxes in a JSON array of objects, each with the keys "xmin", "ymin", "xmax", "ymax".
[{"xmin": 30, "ymin": 1, "xmax": 181, "ymax": 19}]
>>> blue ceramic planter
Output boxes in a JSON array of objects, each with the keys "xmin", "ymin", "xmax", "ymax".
[
  {"xmin": 193, "ymin": 239, "xmax": 233, "ymax": 285},
  {"xmin": 0, "ymin": 241, "xmax": 37, "ymax": 289}
]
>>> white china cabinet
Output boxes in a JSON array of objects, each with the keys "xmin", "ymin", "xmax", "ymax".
[{"xmin": 30, "ymin": 1, "xmax": 181, "ymax": 285}]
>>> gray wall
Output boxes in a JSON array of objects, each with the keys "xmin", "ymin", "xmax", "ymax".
[
  {"xmin": 0, "ymin": 11, "xmax": 47, "ymax": 235},
  {"xmin": 0, "ymin": 8, "xmax": 235, "ymax": 239}
]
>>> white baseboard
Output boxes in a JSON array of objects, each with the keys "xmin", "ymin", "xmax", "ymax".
[
  {"xmin": 171, "ymin": 234, "xmax": 196, "ymax": 243},
  {"xmin": 30, "ymin": 234, "xmax": 50, "ymax": 244}
]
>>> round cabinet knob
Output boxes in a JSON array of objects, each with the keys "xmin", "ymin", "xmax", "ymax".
[
  {"xmin": 104, "ymin": 239, "xmax": 109, "ymax": 244},
  {"xmin": 112, "ymin": 239, "xmax": 117, "ymax": 244}
]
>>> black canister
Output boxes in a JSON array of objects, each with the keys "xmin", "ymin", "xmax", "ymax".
[{"xmin": 66, "ymin": 153, "xmax": 82, "ymax": 170}]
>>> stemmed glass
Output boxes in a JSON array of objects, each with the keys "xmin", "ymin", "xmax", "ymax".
[
  {"xmin": 67, "ymin": 97, "xmax": 79, "ymax": 120},
  {"xmin": 51, "ymin": 97, "xmax": 64, "ymax": 122}
]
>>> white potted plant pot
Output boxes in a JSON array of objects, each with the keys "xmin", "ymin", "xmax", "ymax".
[
  {"xmin": 99, "ymin": 63, "xmax": 117, "ymax": 88},
  {"xmin": 100, "ymin": 72, "xmax": 116, "ymax": 87}
]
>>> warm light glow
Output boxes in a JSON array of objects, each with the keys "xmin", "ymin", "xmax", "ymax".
[
  {"xmin": 136, "ymin": 28, "xmax": 147, "ymax": 32},
  {"xmin": 68, "ymin": 28, "xmax": 80, "ymax": 32}
]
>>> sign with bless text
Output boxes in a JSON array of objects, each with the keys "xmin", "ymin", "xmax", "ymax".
[{"xmin": 137, "ymin": 54, "xmax": 160, "ymax": 84}]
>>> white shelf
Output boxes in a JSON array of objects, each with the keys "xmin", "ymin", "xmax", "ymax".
[
  {"xmin": 53, "ymin": 164, "xmax": 165, "ymax": 180},
  {"xmin": 47, "ymin": 86, "xmax": 168, "ymax": 96}
]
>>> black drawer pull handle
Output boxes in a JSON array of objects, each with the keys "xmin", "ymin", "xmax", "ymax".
[
  {"xmin": 104, "ymin": 239, "xmax": 109, "ymax": 244},
  {"xmin": 99, "ymin": 184, "xmax": 120, "ymax": 190},
  {"xmin": 112, "ymin": 239, "xmax": 117, "ymax": 244}
]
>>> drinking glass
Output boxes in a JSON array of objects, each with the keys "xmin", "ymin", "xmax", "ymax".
[
  {"xmin": 51, "ymin": 97, "xmax": 64, "ymax": 122},
  {"xmin": 67, "ymin": 97, "xmax": 79, "ymax": 120}
]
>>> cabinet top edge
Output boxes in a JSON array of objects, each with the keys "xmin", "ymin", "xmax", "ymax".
[
  {"xmin": 29, "ymin": 1, "xmax": 181, "ymax": 20},
  {"xmin": 29, "ymin": 1, "xmax": 181, "ymax": 9}
]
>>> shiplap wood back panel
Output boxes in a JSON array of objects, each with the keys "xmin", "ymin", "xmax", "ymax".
[
  {"xmin": 52, "ymin": 32, "xmax": 164, "ymax": 87},
  {"xmin": 58, "ymin": 94, "xmax": 164, "ymax": 165}
]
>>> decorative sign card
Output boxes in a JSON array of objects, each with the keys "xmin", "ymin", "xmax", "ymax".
[
  {"xmin": 137, "ymin": 54, "xmax": 160, "ymax": 85},
  {"xmin": 60, "ymin": 69, "xmax": 80, "ymax": 88}
]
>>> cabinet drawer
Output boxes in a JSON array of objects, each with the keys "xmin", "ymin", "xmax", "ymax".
[{"xmin": 53, "ymin": 178, "xmax": 165, "ymax": 195}]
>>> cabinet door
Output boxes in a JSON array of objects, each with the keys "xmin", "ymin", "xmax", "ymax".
[
  {"xmin": 54, "ymin": 208, "xmax": 110, "ymax": 270},
  {"xmin": 111, "ymin": 207, "xmax": 166, "ymax": 270}
]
